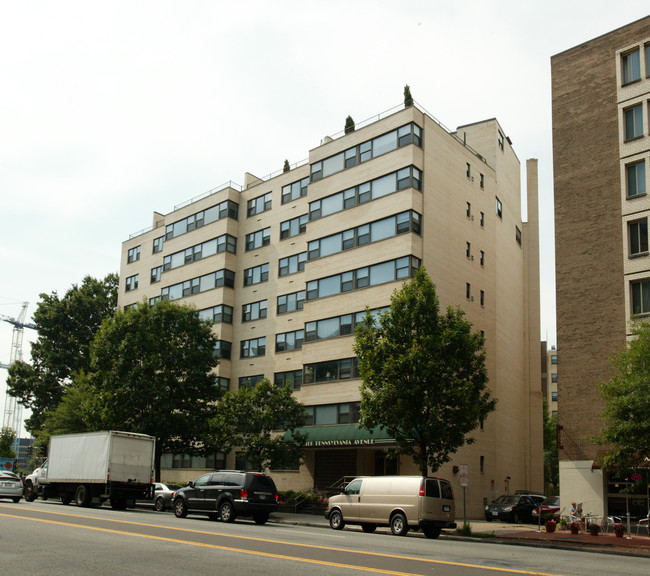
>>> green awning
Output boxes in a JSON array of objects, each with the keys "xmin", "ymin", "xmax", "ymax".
[{"xmin": 284, "ymin": 425, "xmax": 394, "ymax": 448}]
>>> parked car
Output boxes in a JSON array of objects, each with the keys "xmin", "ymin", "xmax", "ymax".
[
  {"xmin": 485, "ymin": 493, "xmax": 545, "ymax": 523},
  {"xmin": 172, "ymin": 470, "xmax": 278, "ymax": 524},
  {"xmin": 137, "ymin": 482, "xmax": 181, "ymax": 511},
  {"xmin": 0, "ymin": 470, "xmax": 23, "ymax": 503},
  {"xmin": 531, "ymin": 496, "xmax": 561, "ymax": 523}
]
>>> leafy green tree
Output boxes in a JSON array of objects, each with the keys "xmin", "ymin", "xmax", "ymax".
[
  {"xmin": 344, "ymin": 115, "xmax": 355, "ymax": 134},
  {"xmin": 7, "ymin": 274, "xmax": 118, "ymax": 432},
  {"xmin": 354, "ymin": 266, "xmax": 495, "ymax": 476},
  {"xmin": 543, "ymin": 399, "xmax": 559, "ymax": 493},
  {"xmin": 0, "ymin": 427, "xmax": 17, "ymax": 459},
  {"xmin": 403, "ymin": 84, "xmax": 413, "ymax": 107},
  {"xmin": 596, "ymin": 322, "xmax": 650, "ymax": 470},
  {"xmin": 88, "ymin": 300, "xmax": 221, "ymax": 480},
  {"xmin": 283, "ymin": 159, "xmax": 290, "ymax": 173},
  {"xmin": 210, "ymin": 379, "xmax": 307, "ymax": 471}
]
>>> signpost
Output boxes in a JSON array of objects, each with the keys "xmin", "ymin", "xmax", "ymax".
[{"xmin": 460, "ymin": 464, "xmax": 468, "ymax": 527}]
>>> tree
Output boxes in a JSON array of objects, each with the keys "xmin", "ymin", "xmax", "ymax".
[
  {"xmin": 88, "ymin": 300, "xmax": 221, "ymax": 480},
  {"xmin": 543, "ymin": 399, "xmax": 559, "ymax": 493},
  {"xmin": 0, "ymin": 427, "xmax": 17, "ymax": 459},
  {"xmin": 344, "ymin": 115, "xmax": 355, "ymax": 134},
  {"xmin": 210, "ymin": 379, "xmax": 306, "ymax": 471},
  {"xmin": 6, "ymin": 273, "xmax": 118, "ymax": 432},
  {"xmin": 354, "ymin": 266, "xmax": 495, "ymax": 476},
  {"xmin": 283, "ymin": 159, "xmax": 290, "ymax": 173},
  {"xmin": 596, "ymin": 321, "xmax": 650, "ymax": 470},
  {"xmin": 403, "ymin": 84, "xmax": 413, "ymax": 107}
]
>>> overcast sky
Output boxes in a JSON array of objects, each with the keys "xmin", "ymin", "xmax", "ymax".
[{"xmin": 2, "ymin": 1, "xmax": 649, "ymax": 432}]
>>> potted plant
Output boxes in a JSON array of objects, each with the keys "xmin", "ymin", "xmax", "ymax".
[
  {"xmin": 570, "ymin": 521, "xmax": 580, "ymax": 534},
  {"xmin": 614, "ymin": 523, "xmax": 625, "ymax": 538},
  {"xmin": 559, "ymin": 517, "xmax": 567, "ymax": 531},
  {"xmin": 545, "ymin": 519, "xmax": 557, "ymax": 533},
  {"xmin": 588, "ymin": 523, "xmax": 600, "ymax": 536}
]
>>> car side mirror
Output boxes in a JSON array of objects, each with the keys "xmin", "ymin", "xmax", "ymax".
[{"xmin": 188, "ymin": 481, "xmax": 194, "ymax": 488}]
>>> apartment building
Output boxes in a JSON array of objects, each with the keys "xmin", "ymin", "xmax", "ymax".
[
  {"xmin": 118, "ymin": 102, "xmax": 543, "ymax": 517},
  {"xmin": 552, "ymin": 16, "xmax": 650, "ymax": 517},
  {"xmin": 541, "ymin": 344, "xmax": 558, "ymax": 417}
]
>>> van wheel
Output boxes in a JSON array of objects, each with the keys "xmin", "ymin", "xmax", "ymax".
[
  {"xmin": 390, "ymin": 513, "xmax": 409, "ymax": 536},
  {"xmin": 329, "ymin": 509, "xmax": 345, "ymax": 530},
  {"xmin": 422, "ymin": 527, "xmax": 441, "ymax": 539},
  {"xmin": 361, "ymin": 523, "xmax": 376, "ymax": 533}
]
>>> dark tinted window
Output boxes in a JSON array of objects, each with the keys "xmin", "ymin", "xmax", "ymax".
[
  {"xmin": 224, "ymin": 473, "xmax": 244, "ymax": 487},
  {"xmin": 193, "ymin": 474, "xmax": 211, "ymax": 487},
  {"xmin": 247, "ymin": 473, "xmax": 277, "ymax": 492},
  {"xmin": 425, "ymin": 479, "xmax": 440, "ymax": 498},
  {"xmin": 440, "ymin": 480, "xmax": 454, "ymax": 500},
  {"xmin": 210, "ymin": 473, "xmax": 225, "ymax": 485},
  {"xmin": 345, "ymin": 479, "xmax": 362, "ymax": 495}
]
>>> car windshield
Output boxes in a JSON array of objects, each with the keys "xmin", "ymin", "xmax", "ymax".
[
  {"xmin": 542, "ymin": 496, "xmax": 560, "ymax": 506},
  {"xmin": 494, "ymin": 495, "xmax": 519, "ymax": 505}
]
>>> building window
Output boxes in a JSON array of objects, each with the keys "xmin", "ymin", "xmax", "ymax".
[
  {"xmin": 276, "ymin": 329, "xmax": 304, "ymax": 353},
  {"xmin": 214, "ymin": 340, "xmax": 232, "ymax": 360},
  {"xmin": 624, "ymin": 104, "xmax": 643, "ymax": 141},
  {"xmin": 629, "ymin": 219, "xmax": 649, "ymax": 256},
  {"xmin": 466, "ymin": 282, "xmax": 471, "ymax": 300},
  {"xmin": 241, "ymin": 337, "xmax": 266, "ymax": 358},
  {"xmin": 215, "ymin": 377, "xmax": 230, "ymax": 392},
  {"xmin": 282, "ymin": 177, "xmax": 309, "ymax": 204},
  {"xmin": 306, "ymin": 256, "xmax": 420, "ymax": 301},
  {"xmin": 308, "ymin": 211, "xmax": 421, "ymax": 260},
  {"xmin": 242, "ymin": 300, "xmax": 267, "ymax": 322},
  {"xmin": 246, "ymin": 228, "xmax": 271, "ymax": 251},
  {"xmin": 239, "ymin": 374, "xmax": 265, "ymax": 388},
  {"xmin": 199, "ymin": 304, "xmax": 233, "ymax": 324},
  {"xmin": 551, "ymin": 373, "xmax": 558, "ymax": 383},
  {"xmin": 466, "ymin": 202, "xmax": 471, "ymax": 218},
  {"xmin": 305, "ymin": 402, "xmax": 361, "ymax": 426},
  {"xmin": 163, "ymin": 234, "xmax": 237, "ymax": 272},
  {"xmin": 480, "ymin": 455, "xmax": 485, "ymax": 473},
  {"xmin": 127, "ymin": 246, "xmax": 141, "ymax": 263},
  {"xmin": 551, "ymin": 391, "xmax": 558, "ymax": 402},
  {"xmin": 480, "ymin": 290, "xmax": 485, "ymax": 306},
  {"xmin": 516, "ymin": 226, "xmax": 522, "ymax": 246},
  {"xmin": 466, "ymin": 242, "xmax": 471, "ymax": 258},
  {"xmin": 466, "ymin": 163, "xmax": 471, "ymax": 178},
  {"xmin": 247, "ymin": 192, "xmax": 272, "ymax": 217},
  {"xmin": 551, "ymin": 354, "xmax": 557, "ymax": 365},
  {"xmin": 244, "ymin": 263, "xmax": 269, "ymax": 286},
  {"xmin": 279, "ymin": 252, "xmax": 306, "ymax": 277},
  {"xmin": 480, "ymin": 173, "xmax": 484, "ymax": 189},
  {"xmin": 280, "ymin": 215, "xmax": 308, "ymax": 239},
  {"xmin": 480, "ymin": 212, "xmax": 485, "ymax": 227},
  {"xmin": 496, "ymin": 197, "xmax": 503, "ymax": 219},
  {"xmin": 480, "ymin": 250, "xmax": 485, "ymax": 266},
  {"xmin": 631, "ymin": 279, "xmax": 650, "ymax": 315},
  {"xmin": 622, "ymin": 48, "xmax": 641, "ymax": 85},
  {"xmin": 151, "ymin": 266, "xmax": 162, "ymax": 284},
  {"xmin": 498, "ymin": 131, "xmax": 504, "ymax": 151},
  {"xmin": 646, "ymin": 44, "xmax": 650, "ymax": 77},
  {"xmin": 125, "ymin": 274, "xmax": 139, "ymax": 292},
  {"xmin": 277, "ymin": 290, "xmax": 305, "ymax": 314},
  {"xmin": 161, "ymin": 269, "xmax": 235, "ymax": 301},
  {"xmin": 153, "ymin": 236, "xmax": 164, "ymax": 254},
  {"xmin": 274, "ymin": 370, "xmax": 302, "ymax": 390},
  {"xmin": 166, "ymin": 200, "xmax": 238, "ymax": 240},
  {"xmin": 305, "ymin": 307, "xmax": 388, "ymax": 343},
  {"xmin": 303, "ymin": 358, "xmax": 359, "ymax": 385},
  {"xmin": 627, "ymin": 161, "xmax": 646, "ymax": 197}
]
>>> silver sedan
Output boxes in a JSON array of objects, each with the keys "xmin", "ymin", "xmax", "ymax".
[{"xmin": 0, "ymin": 470, "xmax": 23, "ymax": 503}]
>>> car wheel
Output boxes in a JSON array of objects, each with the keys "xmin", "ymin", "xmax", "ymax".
[
  {"xmin": 361, "ymin": 523, "xmax": 376, "ymax": 533},
  {"xmin": 390, "ymin": 513, "xmax": 409, "ymax": 536},
  {"xmin": 485, "ymin": 516, "xmax": 493, "ymax": 522},
  {"xmin": 253, "ymin": 512, "xmax": 269, "ymax": 525},
  {"xmin": 110, "ymin": 498, "xmax": 127, "ymax": 510},
  {"xmin": 75, "ymin": 485, "xmax": 92, "ymax": 507},
  {"xmin": 329, "ymin": 509, "xmax": 345, "ymax": 530},
  {"xmin": 154, "ymin": 496, "xmax": 165, "ymax": 511},
  {"xmin": 422, "ymin": 527, "xmax": 441, "ymax": 539},
  {"xmin": 174, "ymin": 498, "xmax": 188, "ymax": 518},
  {"xmin": 24, "ymin": 482, "xmax": 37, "ymax": 502},
  {"xmin": 12, "ymin": 497, "xmax": 21, "ymax": 503},
  {"xmin": 61, "ymin": 496, "xmax": 72, "ymax": 505},
  {"xmin": 219, "ymin": 500, "xmax": 236, "ymax": 523}
]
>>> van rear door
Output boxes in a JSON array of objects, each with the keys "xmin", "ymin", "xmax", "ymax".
[{"xmin": 421, "ymin": 478, "xmax": 455, "ymax": 522}]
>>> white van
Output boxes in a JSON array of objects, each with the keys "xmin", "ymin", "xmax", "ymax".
[{"xmin": 324, "ymin": 476, "xmax": 456, "ymax": 538}]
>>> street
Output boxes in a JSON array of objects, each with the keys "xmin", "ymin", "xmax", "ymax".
[{"xmin": 1, "ymin": 500, "xmax": 648, "ymax": 575}]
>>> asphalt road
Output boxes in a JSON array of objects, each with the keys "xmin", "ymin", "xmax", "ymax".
[{"xmin": 1, "ymin": 500, "xmax": 648, "ymax": 576}]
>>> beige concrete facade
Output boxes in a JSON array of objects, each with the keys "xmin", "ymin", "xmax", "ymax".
[
  {"xmin": 118, "ymin": 103, "xmax": 543, "ymax": 517},
  {"xmin": 551, "ymin": 16, "xmax": 650, "ymax": 516}
]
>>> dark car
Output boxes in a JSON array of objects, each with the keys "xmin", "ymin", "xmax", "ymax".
[
  {"xmin": 531, "ymin": 496, "xmax": 561, "ymax": 523},
  {"xmin": 485, "ymin": 493, "xmax": 545, "ymax": 523},
  {"xmin": 172, "ymin": 470, "xmax": 278, "ymax": 524}
]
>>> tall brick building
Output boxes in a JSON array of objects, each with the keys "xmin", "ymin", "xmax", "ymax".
[{"xmin": 552, "ymin": 16, "xmax": 650, "ymax": 516}]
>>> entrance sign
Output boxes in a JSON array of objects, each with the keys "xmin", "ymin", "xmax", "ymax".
[{"xmin": 460, "ymin": 464, "xmax": 468, "ymax": 487}]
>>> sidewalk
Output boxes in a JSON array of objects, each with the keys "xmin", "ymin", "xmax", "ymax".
[{"xmin": 268, "ymin": 510, "xmax": 650, "ymax": 558}]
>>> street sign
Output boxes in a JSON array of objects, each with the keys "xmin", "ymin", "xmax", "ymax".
[{"xmin": 460, "ymin": 464, "xmax": 468, "ymax": 487}]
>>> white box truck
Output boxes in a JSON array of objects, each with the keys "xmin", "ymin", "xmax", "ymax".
[{"xmin": 24, "ymin": 431, "xmax": 155, "ymax": 510}]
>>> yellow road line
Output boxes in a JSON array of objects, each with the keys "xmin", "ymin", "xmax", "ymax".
[{"xmin": 0, "ymin": 506, "xmax": 565, "ymax": 576}]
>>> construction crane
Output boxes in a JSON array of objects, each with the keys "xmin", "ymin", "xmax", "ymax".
[{"xmin": 1, "ymin": 302, "xmax": 36, "ymax": 451}]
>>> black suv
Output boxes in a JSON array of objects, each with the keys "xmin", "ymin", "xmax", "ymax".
[{"xmin": 172, "ymin": 471, "xmax": 278, "ymax": 524}]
